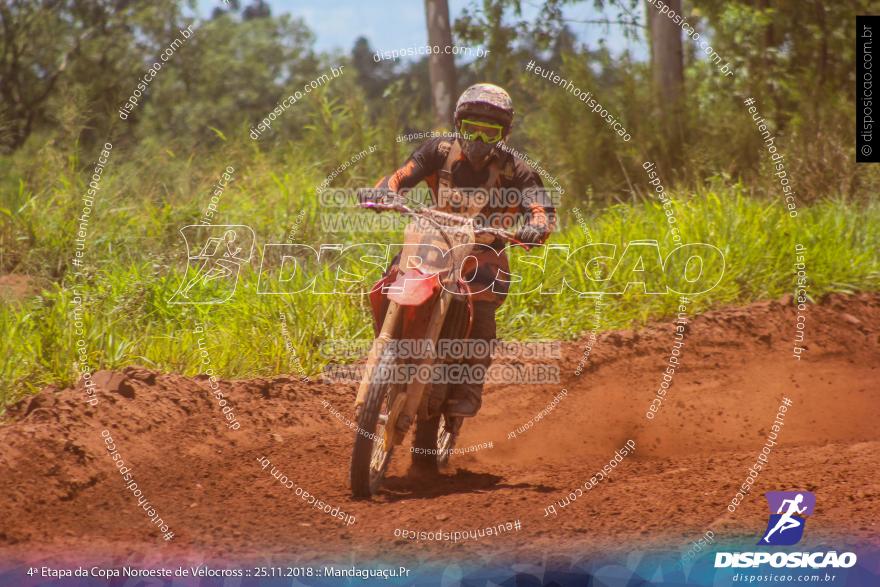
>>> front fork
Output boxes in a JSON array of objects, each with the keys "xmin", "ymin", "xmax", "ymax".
[{"xmin": 354, "ymin": 290, "xmax": 455, "ymax": 447}]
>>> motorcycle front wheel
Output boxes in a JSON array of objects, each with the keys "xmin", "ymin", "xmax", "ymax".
[{"xmin": 350, "ymin": 351, "xmax": 396, "ymax": 498}]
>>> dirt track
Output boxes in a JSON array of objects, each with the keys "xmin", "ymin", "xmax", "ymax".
[{"xmin": 1, "ymin": 294, "xmax": 879, "ymax": 567}]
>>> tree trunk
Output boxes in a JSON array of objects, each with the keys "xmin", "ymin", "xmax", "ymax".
[
  {"xmin": 646, "ymin": 0, "xmax": 684, "ymax": 166},
  {"xmin": 647, "ymin": 0, "xmax": 684, "ymax": 105},
  {"xmin": 424, "ymin": 0, "xmax": 457, "ymax": 129}
]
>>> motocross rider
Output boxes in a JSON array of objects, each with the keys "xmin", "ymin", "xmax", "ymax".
[{"xmin": 364, "ymin": 83, "xmax": 556, "ymax": 418}]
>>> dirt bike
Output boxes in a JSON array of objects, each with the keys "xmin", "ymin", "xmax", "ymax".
[{"xmin": 350, "ymin": 195, "xmax": 519, "ymax": 498}]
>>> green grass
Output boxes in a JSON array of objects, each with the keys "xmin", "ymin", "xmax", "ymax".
[
  {"xmin": 3, "ymin": 177, "xmax": 879, "ymax": 410},
  {"xmin": 2, "ymin": 106, "xmax": 878, "ymax": 409}
]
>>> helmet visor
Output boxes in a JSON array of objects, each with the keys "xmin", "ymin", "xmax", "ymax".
[{"xmin": 458, "ymin": 118, "xmax": 505, "ymax": 144}]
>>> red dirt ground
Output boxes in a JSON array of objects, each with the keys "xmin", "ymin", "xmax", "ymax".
[{"xmin": 1, "ymin": 293, "xmax": 878, "ymax": 568}]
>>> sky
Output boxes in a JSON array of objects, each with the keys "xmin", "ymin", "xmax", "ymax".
[{"xmin": 194, "ymin": 0, "xmax": 649, "ymax": 59}]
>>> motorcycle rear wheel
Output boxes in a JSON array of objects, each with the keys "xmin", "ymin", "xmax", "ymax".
[
  {"xmin": 412, "ymin": 414, "xmax": 459, "ymax": 471},
  {"xmin": 436, "ymin": 415, "xmax": 459, "ymax": 468}
]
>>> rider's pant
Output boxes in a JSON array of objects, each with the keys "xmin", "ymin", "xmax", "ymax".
[{"xmin": 448, "ymin": 301, "xmax": 497, "ymax": 411}]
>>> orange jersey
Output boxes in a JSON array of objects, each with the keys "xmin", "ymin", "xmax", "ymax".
[{"xmin": 378, "ymin": 137, "xmax": 557, "ymax": 304}]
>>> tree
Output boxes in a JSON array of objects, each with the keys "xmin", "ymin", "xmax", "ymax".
[
  {"xmin": 645, "ymin": 0, "xmax": 684, "ymax": 166},
  {"xmin": 351, "ymin": 37, "xmax": 395, "ymax": 101},
  {"xmin": 646, "ymin": 0, "xmax": 683, "ymax": 104},
  {"xmin": 424, "ymin": 0, "xmax": 457, "ymax": 128},
  {"xmin": 0, "ymin": 0, "xmax": 189, "ymax": 152},
  {"xmin": 0, "ymin": 1, "xmax": 119, "ymax": 150},
  {"xmin": 242, "ymin": 0, "xmax": 271, "ymax": 20},
  {"xmin": 137, "ymin": 13, "xmax": 318, "ymax": 144}
]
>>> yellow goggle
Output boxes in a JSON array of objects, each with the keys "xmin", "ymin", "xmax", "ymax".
[{"xmin": 458, "ymin": 118, "xmax": 504, "ymax": 144}]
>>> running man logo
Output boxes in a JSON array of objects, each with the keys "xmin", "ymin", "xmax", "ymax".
[
  {"xmin": 170, "ymin": 225, "xmax": 255, "ymax": 304},
  {"xmin": 758, "ymin": 491, "xmax": 816, "ymax": 546}
]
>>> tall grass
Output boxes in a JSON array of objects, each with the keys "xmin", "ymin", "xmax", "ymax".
[
  {"xmin": 2, "ymin": 184, "xmax": 878, "ymax": 409},
  {"xmin": 2, "ymin": 97, "xmax": 879, "ymax": 410}
]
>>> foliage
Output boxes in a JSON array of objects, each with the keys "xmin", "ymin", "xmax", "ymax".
[
  {"xmin": 2, "ymin": 119, "xmax": 878, "ymax": 406},
  {"xmin": 1, "ymin": 0, "xmax": 878, "ymax": 408}
]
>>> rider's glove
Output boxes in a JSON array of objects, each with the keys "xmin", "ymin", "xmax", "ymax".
[
  {"xmin": 357, "ymin": 187, "xmax": 383, "ymax": 206},
  {"xmin": 357, "ymin": 188, "xmax": 398, "ymax": 212},
  {"xmin": 514, "ymin": 223, "xmax": 549, "ymax": 249}
]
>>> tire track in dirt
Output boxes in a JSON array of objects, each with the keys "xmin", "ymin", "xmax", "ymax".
[{"xmin": 1, "ymin": 293, "xmax": 878, "ymax": 567}]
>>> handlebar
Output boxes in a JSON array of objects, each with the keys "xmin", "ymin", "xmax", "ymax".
[{"xmin": 360, "ymin": 197, "xmax": 526, "ymax": 247}]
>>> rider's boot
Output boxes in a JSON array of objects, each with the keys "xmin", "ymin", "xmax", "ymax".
[
  {"xmin": 444, "ymin": 301, "xmax": 495, "ymax": 418},
  {"xmin": 446, "ymin": 387, "xmax": 482, "ymax": 418}
]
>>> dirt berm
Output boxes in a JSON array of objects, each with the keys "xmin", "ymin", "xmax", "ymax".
[{"xmin": 1, "ymin": 294, "xmax": 878, "ymax": 567}]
